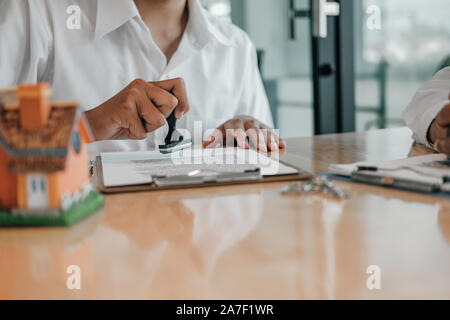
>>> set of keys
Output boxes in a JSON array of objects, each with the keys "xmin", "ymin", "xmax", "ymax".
[{"xmin": 282, "ymin": 176, "xmax": 350, "ymax": 199}]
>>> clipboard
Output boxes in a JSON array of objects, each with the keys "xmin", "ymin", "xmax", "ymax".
[
  {"xmin": 93, "ymin": 155, "xmax": 313, "ymax": 194},
  {"xmin": 328, "ymin": 153, "xmax": 450, "ymax": 195}
]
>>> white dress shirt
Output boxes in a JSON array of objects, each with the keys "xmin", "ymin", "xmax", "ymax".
[
  {"xmin": 0, "ymin": 0, "xmax": 273, "ymax": 156},
  {"xmin": 403, "ymin": 67, "xmax": 450, "ymax": 148}
]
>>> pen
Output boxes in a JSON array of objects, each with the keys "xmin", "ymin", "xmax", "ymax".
[
  {"xmin": 356, "ymin": 165, "xmax": 450, "ymax": 182},
  {"xmin": 356, "ymin": 166, "xmax": 378, "ymax": 171},
  {"xmin": 350, "ymin": 171, "xmax": 440, "ymax": 193}
]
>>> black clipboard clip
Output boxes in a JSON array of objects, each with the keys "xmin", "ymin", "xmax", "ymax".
[{"xmin": 153, "ymin": 168, "xmax": 262, "ymax": 187}]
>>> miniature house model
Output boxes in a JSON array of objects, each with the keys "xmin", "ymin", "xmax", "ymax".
[{"xmin": 0, "ymin": 83, "xmax": 96, "ymax": 216}]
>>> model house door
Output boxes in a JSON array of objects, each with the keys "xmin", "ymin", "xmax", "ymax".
[{"xmin": 27, "ymin": 174, "xmax": 49, "ymax": 210}]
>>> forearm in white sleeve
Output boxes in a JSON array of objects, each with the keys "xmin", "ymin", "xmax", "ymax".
[
  {"xmin": 403, "ymin": 67, "xmax": 450, "ymax": 148},
  {"xmin": 237, "ymin": 39, "xmax": 274, "ymax": 129}
]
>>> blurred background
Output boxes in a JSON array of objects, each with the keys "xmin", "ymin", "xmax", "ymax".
[{"xmin": 200, "ymin": 0, "xmax": 450, "ymax": 138}]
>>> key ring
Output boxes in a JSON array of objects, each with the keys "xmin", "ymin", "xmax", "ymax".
[{"xmin": 282, "ymin": 177, "xmax": 350, "ymax": 199}]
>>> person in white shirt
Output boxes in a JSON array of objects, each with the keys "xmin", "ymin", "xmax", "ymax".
[
  {"xmin": 403, "ymin": 67, "xmax": 450, "ymax": 153},
  {"xmin": 0, "ymin": 0, "xmax": 284, "ymax": 156}
]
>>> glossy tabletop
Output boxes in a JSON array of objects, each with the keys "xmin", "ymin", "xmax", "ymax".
[{"xmin": 1, "ymin": 127, "xmax": 450, "ymax": 299}]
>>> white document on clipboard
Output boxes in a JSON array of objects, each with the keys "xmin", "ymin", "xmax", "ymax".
[{"xmin": 101, "ymin": 148, "xmax": 299, "ymax": 188}]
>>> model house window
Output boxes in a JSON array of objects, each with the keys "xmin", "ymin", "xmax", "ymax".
[{"xmin": 72, "ymin": 131, "xmax": 81, "ymax": 153}]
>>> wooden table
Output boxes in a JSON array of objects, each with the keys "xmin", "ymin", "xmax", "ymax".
[{"xmin": 1, "ymin": 127, "xmax": 450, "ymax": 299}]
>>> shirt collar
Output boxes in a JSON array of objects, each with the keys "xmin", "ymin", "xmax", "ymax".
[
  {"xmin": 95, "ymin": 0, "xmax": 139, "ymax": 40},
  {"xmin": 187, "ymin": 0, "xmax": 233, "ymax": 48},
  {"xmin": 95, "ymin": 0, "xmax": 233, "ymax": 47}
]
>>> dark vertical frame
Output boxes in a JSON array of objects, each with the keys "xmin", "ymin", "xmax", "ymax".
[
  {"xmin": 311, "ymin": 0, "xmax": 355, "ymax": 134},
  {"xmin": 336, "ymin": 0, "xmax": 355, "ymax": 133},
  {"xmin": 311, "ymin": 15, "xmax": 338, "ymax": 134}
]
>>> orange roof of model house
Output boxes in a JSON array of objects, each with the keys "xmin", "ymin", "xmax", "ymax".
[
  {"xmin": 1, "ymin": 104, "xmax": 78, "ymax": 172},
  {"xmin": 0, "ymin": 83, "xmax": 93, "ymax": 211},
  {"xmin": 0, "ymin": 84, "xmax": 89, "ymax": 172}
]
